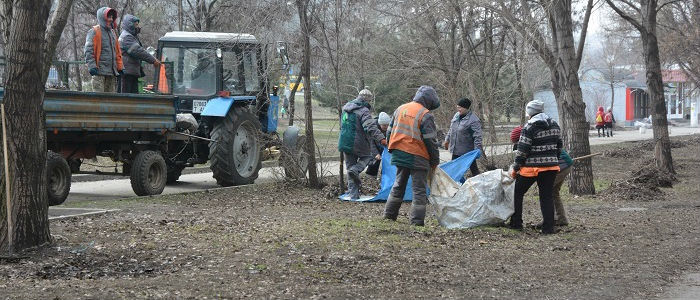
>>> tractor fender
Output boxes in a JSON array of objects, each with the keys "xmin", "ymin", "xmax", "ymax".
[{"xmin": 200, "ymin": 96, "xmax": 256, "ymax": 117}]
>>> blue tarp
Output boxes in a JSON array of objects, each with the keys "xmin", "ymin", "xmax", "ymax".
[{"xmin": 339, "ymin": 148, "xmax": 481, "ymax": 202}]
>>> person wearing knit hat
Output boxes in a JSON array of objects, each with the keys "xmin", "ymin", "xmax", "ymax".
[
  {"xmin": 510, "ymin": 123, "xmax": 571, "ymax": 227},
  {"xmin": 525, "ymin": 99, "xmax": 544, "ymax": 117},
  {"xmin": 443, "ymin": 97, "xmax": 483, "ymax": 180},
  {"xmin": 338, "ymin": 89, "xmax": 387, "ymax": 200},
  {"xmin": 365, "ymin": 112, "xmax": 392, "ymax": 178},
  {"xmin": 358, "ymin": 88, "xmax": 374, "ymax": 102},
  {"xmin": 509, "ymin": 99, "xmax": 562, "ymax": 234}
]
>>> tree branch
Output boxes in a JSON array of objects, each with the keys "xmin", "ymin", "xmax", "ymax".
[
  {"xmin": 605, "ymin": 0, "xmax": 644, "ymax": 32},
  {"xmin": 656, "ymin": 0, "xmax": 684, "ymax": 12},
  {"xmin": 575, "ymin": 0, "xmax": 594, "ymax": 70},
  {"xmin": 42, "ymin": 0, "xmax": 75, "ymax": 84}
]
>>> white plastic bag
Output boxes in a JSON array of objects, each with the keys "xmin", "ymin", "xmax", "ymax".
[{"xmin": 429, "ymin": 168, "xmax": 515, "ymax": 229}]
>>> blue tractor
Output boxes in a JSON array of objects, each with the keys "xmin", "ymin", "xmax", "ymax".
[{"xmin": 153, "ymin": 32, "xmax": 283, "ymax": 186}]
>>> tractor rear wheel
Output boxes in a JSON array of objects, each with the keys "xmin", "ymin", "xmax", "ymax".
[{"xmin": 209, "ymin": 106, "xmax": 262, "ymax": 186}]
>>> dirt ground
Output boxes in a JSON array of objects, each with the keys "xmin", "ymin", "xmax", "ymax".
[{"xmin": 2, "ymin": 135, "xmax": 700, "ymax": 299}]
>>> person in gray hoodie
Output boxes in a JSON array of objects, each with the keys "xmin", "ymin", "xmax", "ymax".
[
  {"xmin": 85, "ymin": 7, "xmax": 123, "ymax": 92},
  {"xmin": 444, "ymin": 97, "xmax": 483, "ymax": 177},
  {"xmin": 338, "ymin": 89, "xmax": 387, "ymax": 199},
  {"xmin": 118, "ymin": 14, "xmax": 160, "ymax": 93}
]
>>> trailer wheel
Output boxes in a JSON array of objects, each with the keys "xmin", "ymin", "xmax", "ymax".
[
  {"xmin": 209, "ymin": 106, "xmax": 262, "ymax": 186},
  {"xmin": 130, "ymin": 150, "xmax": 167, "ymax": 196},
  {"xmin": 47, "ymin": 151, "xmax": 71, "ymax": 206},
  {"xmin": 166, "ymin": 165, "xmax": 185, "ymax": 184}
]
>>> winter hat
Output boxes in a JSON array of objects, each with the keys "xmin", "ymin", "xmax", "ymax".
[
  {"xmin": 378, "ymin": 112, "xmax": 391, "ymax": 125},
  {"xmin": 457, "ymin": 97, "xmax": 472, "ymax": 109},
  {"xmin": 525, "ymin": 100, "xmax": 544, "ymax": 117},
  {"xmin": 510, "ymin": 126, "xmax": 523, "ymax": 144},
  {"xmin": 358, "ymin": 88, "xmax": 373, "ymax": 102}
]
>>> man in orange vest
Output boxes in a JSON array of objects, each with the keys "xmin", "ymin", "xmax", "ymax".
[
  {"xmin": 84, "ymin": 7, "xmax": 123, "ymax": 92},
  {"xmin": 383, "ymin": 86, "xmax": 441, "ymax": 226}
]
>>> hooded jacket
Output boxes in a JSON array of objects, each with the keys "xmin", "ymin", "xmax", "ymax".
[
  {"xmin": 445, "ymin": 111, "xmax": 483, "ymax": 156},
  {"xmin": 119, "ymin": 14, "xmax": 157, "ymax": 77},
  {"xmin": 595, "ymin": 106, "xmax": 605, "ymax": 126},
  {"xmin": 387, "ymin": 86, "xmax": 441, "ymax": 170},
  {"xmin": 85, "ymin": 7, "xmax": 123, "ymax": 76},
  {"xmin": 338, "ymin": 99, "xmax": 386, "ymax": 156},
  {"xmin": 514, "ymin": 112, "xmax": 562, "ymax": 168}
]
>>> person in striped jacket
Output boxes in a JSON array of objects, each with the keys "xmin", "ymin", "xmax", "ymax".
[{"xmin": 509, "ymin": 100, "xmax": 562, "ymax": 234}]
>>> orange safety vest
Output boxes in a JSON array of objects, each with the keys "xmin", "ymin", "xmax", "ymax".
[
  {"xmin": 388, "ymin": 101, "xmax": 430, "ymax": 160},
  {"xmin": 91, "ymin": 25, "xmax": 123, "ymax": 72}
]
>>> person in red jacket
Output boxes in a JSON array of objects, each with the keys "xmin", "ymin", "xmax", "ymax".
[
  {"xmin": 595, "ymin": 106, "xmax": 606, "ymax": 137},
  {"xmin": 604, "ymin": 107, "xmax": 615, "ymax": 137}
]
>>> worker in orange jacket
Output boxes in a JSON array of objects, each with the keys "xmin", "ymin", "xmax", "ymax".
[
  {"xmin": 383, "ymin": 86, "xmax": 441, "ymax": 226},
  {"xmin": 84, "ymin": 7, "xmax": 123, "ymax": 92}
]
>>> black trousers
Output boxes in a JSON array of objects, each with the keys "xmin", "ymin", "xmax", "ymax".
[
  {"xmin": 120, "ymin": 74, "xmax": 139, "ymax": 94},
  {"xmin": 452, "ymin": 154, "xmax": 480, "ymax": 176},
  {"xmin": 511, "ymin": 170, "xmax": 557, "ymax": 232}
]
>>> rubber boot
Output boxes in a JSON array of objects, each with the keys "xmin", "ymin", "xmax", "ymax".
[
  {"xmin": 383, "ymin": 196, "xmax": 402, "ymax": 221},
  {"xmin": 410, "ymin": 204, "xmax": 426, "ymax": 226},
  {"xmin": 347, "ymin": 176, "xmax": 359, "ymax": 200}
]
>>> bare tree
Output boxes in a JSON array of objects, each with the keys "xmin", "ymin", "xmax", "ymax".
[
  {"xmin": 315, "ymin": 0, "xmax": 351, "ymax": 191},
  {"xmin": 606, "ymin": 0, "xmax": 675, "ymax": 174},
  {"xmin": 296, "ymin": 0, "xmax": 322, "ymax": 188},
  {"xmin": 493, "ymin": 0, "xmax": 597, "ymax": 195},
  {"xmin": 582, "ymin": 33, "xmax": 631, "ymax": 120}
]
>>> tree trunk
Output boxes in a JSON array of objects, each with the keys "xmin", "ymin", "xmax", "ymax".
[
  {"xmin": 69, "ymin": 11, "xmax": 82, "ymax": 91},
  {"xmin": 287, "ymin": 74, "xmax": 302, "ymax": 127},
  {"xmin": 609, "ymin": 80, "xmax": 615, "ymax": 115},
  {"xmin": 0, "ymin": 0, "xmax": 52, "ymax": 253},
  {"xmin": 334, "ymin": 69, "xmax": 345, "ymax": 191},
  {"xmin": 297, "ymin": 0, "xmax": 321, "ymax": 188},
  {"xmin": 551, "ymin": 0, "xmax": 596, "ymax": 194},
  {"xmin": 641, "ymin": 0, "xmax": 674, "ymax": 174},
  {"xmin": 555, "ymin": 84, "xmax": 596, "ymax": 194}
]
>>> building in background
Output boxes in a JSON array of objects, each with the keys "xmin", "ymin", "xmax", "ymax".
[{"xmin": 535, "ymin": 68, "xmax": 699, "ymax": 127}]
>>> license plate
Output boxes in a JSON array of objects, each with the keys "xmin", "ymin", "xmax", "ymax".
[{"xmin": 192, "ymin": 100, "xmax": 208, "ymax": 113}]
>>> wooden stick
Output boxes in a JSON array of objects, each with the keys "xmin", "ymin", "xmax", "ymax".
[
  {"xmin": 573, "ymin": 152, "xmax": 602, "ymax": 161},
  {"xmin": 1, "ymin": 104, "xmax": 12, "ymax": 253}
]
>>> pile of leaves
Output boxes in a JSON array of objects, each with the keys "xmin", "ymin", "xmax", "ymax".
[
  {"xmin": 603, "ymin": 145, "xmax": 647, "ymax": 159},
  {"xmin": 603, "ymin": 159, "xmax": 676, "ymax": 202}
]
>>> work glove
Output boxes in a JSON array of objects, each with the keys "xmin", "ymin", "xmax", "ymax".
[
  {"xmin": 89, "ymin": 67, "xmax": 98, "ymax": 76},
  {"xmin": 375, "ymin": 154, "xmax": 381, "ymax": 161}
]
